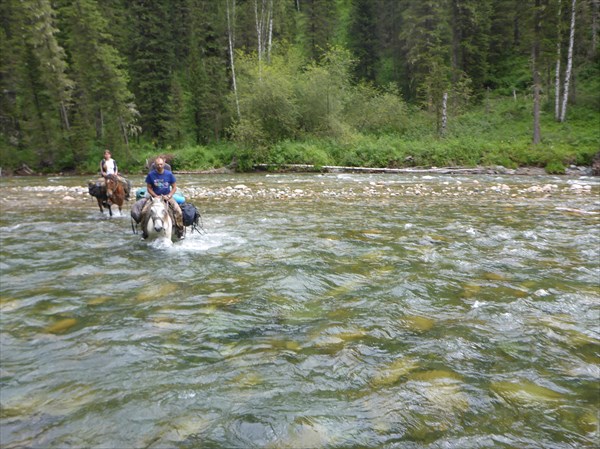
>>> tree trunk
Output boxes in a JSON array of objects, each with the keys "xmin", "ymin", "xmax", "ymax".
[
  {"xmin": 591, "ymin": 0, "xmax": 599, "ymax": 56},
  {"xmin": 226, "ymin": 0, "xmax": 240, "ymax": 120},
  {"xmin": 118, "ymin": 114, "xmax": 130, "ymax": 167},
  {"xmin": 554, "ymin": 0, "xmax": 562, "ymax": 121},
  {"xmin": 267, "ymin": 0, "xmax": 273, "ymax": 64},
  {"xmin": 254, "ymin": 0, "xmax": 263, "ymax": 78},
  {"xmin": 560, "ymin": 0, "xmax": 576, "ymax": 122},
  {"xmin": 254, "ymin": 0, "xmax": 272, "ymax": 78},
  {"xmin": 440, "ymin": 92, "xmax": 448, "ymax": 136},
  {"xmin": 96, "ymin": 108, "xmax": 104, "ymax": 140},
  {"xmin": 60, "ymin": 100, "xmax": 70, "ymax": 131},
  {"xmin": 532, "ymin": 0, "xmax": 542, "ymax": 145}
]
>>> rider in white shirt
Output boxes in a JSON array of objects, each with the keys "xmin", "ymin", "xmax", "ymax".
[{"xmin": 100, "ymin": 150, "xmax": 118, "ymax": 177}]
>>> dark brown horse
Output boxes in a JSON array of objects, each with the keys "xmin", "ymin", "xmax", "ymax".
[
  {"xmin": 88, "ymin": 179, "xmax": 109, "ymax": 214},
  {"xmin": 105, "ymin": 174, "xmax": 126, "ymax": 217}
]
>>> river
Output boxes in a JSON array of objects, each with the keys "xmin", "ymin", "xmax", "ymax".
[{"xmin": 1, "ymin": 173, "xmax": 599, "ymax": 448}]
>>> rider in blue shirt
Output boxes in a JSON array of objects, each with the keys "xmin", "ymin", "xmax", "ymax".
[{"xmin": 145, "ymin": 157, "xmax": 184, "ymax": 238}]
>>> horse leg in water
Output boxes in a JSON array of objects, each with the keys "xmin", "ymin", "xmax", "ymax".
[
  {"xmin": 96, "ymin": 197, "xmax": 104, "ymax": 213},
  {"xmin": 97, "ymin": 196, "xmax": 111, "ymax": 214}
]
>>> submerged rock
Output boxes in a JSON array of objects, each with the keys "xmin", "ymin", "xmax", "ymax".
[
  {"xmin": 371, "ymin": 357, "xmax": 419, "ymax": 386},
  {"xmin": 491, "ymin": 380, "xmax": 565, "ymax": 406},
  {"xmin": 45, "ymin": 318, "xmax": 77, "ymax": 334}
]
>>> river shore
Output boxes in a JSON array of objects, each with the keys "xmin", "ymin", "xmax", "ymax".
[
  {"xmin": 2, "ymin": 162, "xmax": 599, "ymax": 178},
  {"xmin": 2, "ymin": 172, "xmax": 597, "ymax": 212}
]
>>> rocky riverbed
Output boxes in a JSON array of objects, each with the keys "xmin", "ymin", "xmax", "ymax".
[
  {"xmin": 183, "ymin": 179, "xmax": 595, "ymax": 201},
  {"xmin": 5, "ymin": 177, "xmax": 596, "ymax": 201}
]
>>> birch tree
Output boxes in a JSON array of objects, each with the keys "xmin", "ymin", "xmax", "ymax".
[
  {"xmin": 560, "ymin": 0, "xmax": 576, "ymax": 122},
  {"xmin": 254, "ymin": 0, "xmax": 273, "ymax": 78},
  {"xmin": 227, "ymin": 0, "xmax": 241, "ymax": 120},
  {"xmin": 440, "ymin": 92, "xmax": 448, "ymax": 136},
  {"xmin": 554, "ymin": 0, "xmax": 562, "ymax": 121},
  {"xmin": 532, "ymin": 0, "xmax": 542, "ymax": 145}
]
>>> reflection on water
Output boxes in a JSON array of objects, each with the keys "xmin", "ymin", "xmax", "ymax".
[{"xmin": 1, "ymin": 173, "xmax": 599, "ymax": 448}]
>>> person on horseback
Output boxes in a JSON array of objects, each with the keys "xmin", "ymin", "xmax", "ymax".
[
  {"xmin": 98, "ymin": 149, "xmax": 130, "ymax": 200},
  {"xmin": 145, "ymin": 157, "xmax": 185, "ymax": 239},
  {"xmin": 100, "ymin": 150, "xmax": 118, "ymax": 178}
]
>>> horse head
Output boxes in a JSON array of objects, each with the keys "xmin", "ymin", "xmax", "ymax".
[
  {"xmin": 149, "ymin": 197, "xmax": 170, "ymax": 233},
  {"xmin": 105, "ymin": 174, "xmax": 118, "ymax": 199}
]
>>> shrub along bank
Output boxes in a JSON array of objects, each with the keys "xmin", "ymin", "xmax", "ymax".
[
  {"xmin": 119, "ymin": 97, "xmax": 598, "ymax": 176},
  {"xmin": 4, "ymin": 96, "xmax": 597, "ymax": 176}
]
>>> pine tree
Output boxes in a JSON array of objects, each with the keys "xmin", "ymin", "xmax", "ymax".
[
  {"xmin": 1, "ymin": 0, "xmax": 76, "ymax": 168},
  {"xmin": 450, "ymin": 0, "xmax": 492, "ymax": 94},
  {"xmin": 374, "ymin": 0, "xmax": 405, "ymax": 88},
  {"xmin": 348, "ymin": 0, "xmax": 378, "ymax": 82},
  {"xmin": 0, "ymin": 0, "xmax": 23, "ymax": 162},
  {"xmin": 61, "ymin": 0, "xmax": 137, "ymax": 162},
  {"xmin": 162, "ymin": 75, "xmax": 189, "ymax": 147},
  {"xmin": 127, "ymin": 0, "xmax": 175, "ymax": 142},
  {"xmin": 400, "ymin": 0, "xmax": 452, "ymax": 126},
  {"xmin": 487, "ymin": 0, "xmax": 531, "ymax": 93},
  {"xmin": 185, "ymin": 0, "xmax": 230, "ymax": 144},
  {"xmin": 300, "ymin": 0, "xmax": 338, "ymax": 61}
]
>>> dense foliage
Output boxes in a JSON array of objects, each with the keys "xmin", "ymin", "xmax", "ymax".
[{"xmin": 0, "ymin": 0, "xmax": 598, "ymax": 174}]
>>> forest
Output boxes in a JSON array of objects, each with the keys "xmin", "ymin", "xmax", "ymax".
[{"xmin": 0, "ymin": 0, "xmax": 598, "ymax": 175}]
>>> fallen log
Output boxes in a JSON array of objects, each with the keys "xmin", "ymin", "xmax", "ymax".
[{"xmin": 252, "ymin": 164, "xmax": 518, "ymax": 175}]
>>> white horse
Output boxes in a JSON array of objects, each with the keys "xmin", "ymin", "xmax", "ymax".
[{"xmin": 142, "ymin": 197, "xmax": 173, "ymax": 242}]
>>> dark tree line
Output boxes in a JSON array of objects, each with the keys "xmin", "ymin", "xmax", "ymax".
[{"xmin": 0, "ymin": 0, "xmax": 598, "ymax": 171}]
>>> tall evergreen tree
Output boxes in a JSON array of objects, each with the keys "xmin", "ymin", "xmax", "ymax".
[
  {"xmin": 185, "ymin": 0, "xmax": 230, "ymax": 144},
  {"xmin": 450, "ymin": 0, "xmax": 492, "ymax": 94},
  {"xmin": 400, "ymin": 0, "xmax": 452, "ymax": 106},
  {"xmin": 299, "ymin": 0, "xmax": 338, "ymax": 61},
  {"xmin": 0, "ymin": 1, "xmax": 19, "ymax": 153},
  {"xmin": 487, "ymin": 0, "xmax": 532, "ymax": 92},
  {"xmin": 1, "ymin": 0, "xmax": 76, "ymax": 168},
  {"xmin": 61, "ymin": 0, "xmax": 137, "ymax": 162},
  {"xmin": 374, "ymin": 0, "xmax": 405, "ymax": 88},
  {"xmin": 162, "ymin": 75, "xmax": 189, "ymax": 147},
  {"xmin": 348, "ymin": 0, "xmax": 378, "ymax": 82},
  {"xmin": 25, "ymin": 0, "xmax": 73, "ymax": 133},
  {"xmin": 127, "ymin": 0, "xmax": 175, "ymax": 142}
]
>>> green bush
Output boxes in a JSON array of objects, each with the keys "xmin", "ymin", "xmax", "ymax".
[
  {"xmin": 545, "ymin": 160, "xmax": 566, "ymax": 174},
  {"xmin": 269, "ymin": 140, "xmax": 334, "ymax": 166}
]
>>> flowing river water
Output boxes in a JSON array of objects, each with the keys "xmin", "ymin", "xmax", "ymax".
[{"xmin": 1, "ymin": 173, "xmax": 599, "ymax": 448}]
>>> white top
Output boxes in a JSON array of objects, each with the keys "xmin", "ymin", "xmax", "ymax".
[{"xmin": 102, "ymin": 158, "xmax": 117, "ymax": 175}]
